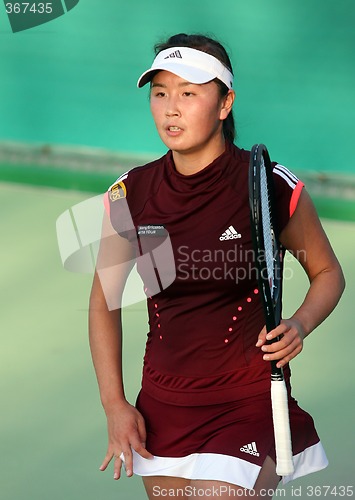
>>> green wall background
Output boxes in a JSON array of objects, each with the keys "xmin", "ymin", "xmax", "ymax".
[{"xmin": 0, "ymin": 0, "xmax": 354, "ymax": 173}]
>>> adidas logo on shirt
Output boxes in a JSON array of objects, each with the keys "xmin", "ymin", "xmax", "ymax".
[
  {"xmin": 219, "ymin": 225, "xmax": 242, "ymax": 241},
  {"xmin": 240, "ymin": 441, "xmax": 260, "ymax": 457}
]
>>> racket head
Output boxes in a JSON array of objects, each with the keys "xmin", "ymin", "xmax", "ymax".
[{"xmin": 249, "ymin": 144, "xmax": 283, "ymax": 380}]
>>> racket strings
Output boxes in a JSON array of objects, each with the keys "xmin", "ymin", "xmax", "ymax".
[{"xmin": 260, "ymin": 161, "xmax": 276, "ymax": 298}]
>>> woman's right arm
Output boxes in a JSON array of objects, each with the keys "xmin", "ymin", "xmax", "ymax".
[{"xmin": 88, "ymin": 211, "xmax": 153, "ymax": 479}]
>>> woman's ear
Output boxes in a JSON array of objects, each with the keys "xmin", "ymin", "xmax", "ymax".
[{"xmin": 220, "ymin": 90, "xmax": 235, "ymax": 120}]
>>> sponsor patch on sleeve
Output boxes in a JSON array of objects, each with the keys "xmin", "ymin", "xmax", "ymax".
[{"xmin": 109, "ymin": 181, "xmax": 127, "ymax": 201}]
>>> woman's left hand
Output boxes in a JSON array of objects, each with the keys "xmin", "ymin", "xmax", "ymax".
[{"xmin": 256, "ymin": 318, "xmax": 306, "ymax": 369}]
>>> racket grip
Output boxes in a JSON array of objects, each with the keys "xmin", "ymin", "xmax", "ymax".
[{"xmin": 271, "ymin": 380, "xmax": 295, "ymax": 476}]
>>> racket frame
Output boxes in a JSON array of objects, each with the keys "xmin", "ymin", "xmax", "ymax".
[
  {"xmin": 248, "ymin": 144, "xmax": 283, "ymax": 380},
  {"xmin": 248, "ymin": 143, "xmax": 295, "ymax": 476}
]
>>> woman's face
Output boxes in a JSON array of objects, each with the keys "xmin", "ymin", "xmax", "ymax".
[{"xmin": 150, "ymin": 71, "xmax": 232, "ymax": 161}]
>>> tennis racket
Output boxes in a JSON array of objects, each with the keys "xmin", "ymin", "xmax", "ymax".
[{"xmin": 248, "ymin": 143, "xmax": 294, "ymax": 476}]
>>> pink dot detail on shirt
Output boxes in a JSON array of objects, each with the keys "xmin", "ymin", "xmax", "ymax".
[
  {"xmin": 158, "ymin": 324, "xmax": 161, "ymax": 328},
  {"xmin": 254, "ymin": 289, "xmax": 259, "ymax": 294},
  {"xmin": 228, "ymin": 327, "xmax": 233, "ymax": 332},
  {"xmin": 159, "ymin": 335, "xmax": 163, "ymax": 340},
  {"xmin": 233, "ymin": 316, "xmax": 237, "ymax": 321},
  {"xmin": 224, "ymin": 339, "xmax": 229, "ymax": 343},
  {"xmin": 156, "ymin": 313, "xmax": 160, "ymax": 318},
  {"xmin": 154, "ymin": 303, "xmax": 158, "ymax": 308},
  {"xmin": 238, "ymin": 306, "xmax": 242, "ymax": 311},
  {"xmin": 247, "ymin": 297, "xmax": 252, "ymax": 303}
]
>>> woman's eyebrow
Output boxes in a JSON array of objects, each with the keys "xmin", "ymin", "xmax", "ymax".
[
  {"xmin": 151, "ymin": 82, "xmax": 166, "ymax": 88},
  {"xmin": 151, "ymin": 81, "xmax": 196, "ymax": 89}
]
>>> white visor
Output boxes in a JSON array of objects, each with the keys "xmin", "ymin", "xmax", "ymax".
[{"xmin": 137, "ymin": 47, "xmax": 233, "ymax": 90}]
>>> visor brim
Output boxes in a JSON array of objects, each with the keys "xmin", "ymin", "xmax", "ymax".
[{"xmin": 137, "ymin": 65, "xmax": 217, "ymax": 88}]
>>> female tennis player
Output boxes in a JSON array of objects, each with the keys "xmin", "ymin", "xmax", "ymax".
[{"xmin": 89, "ymin": 33, "xmax": 345, "ymax": 499}]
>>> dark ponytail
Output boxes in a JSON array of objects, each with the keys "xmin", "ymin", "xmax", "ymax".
[{"xmin": 154, "ymin": 33, "xmax": 236, "ymax": 144}]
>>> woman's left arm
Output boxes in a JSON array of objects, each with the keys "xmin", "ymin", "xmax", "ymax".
[{"xmin": 256, "ymin": 188, "xmax": 345, "ymax": 368}]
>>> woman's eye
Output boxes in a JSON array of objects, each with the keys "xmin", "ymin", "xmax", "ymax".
[{"xmin": 183, "ymin": 92, "xmax": 194, "ymax": 97}]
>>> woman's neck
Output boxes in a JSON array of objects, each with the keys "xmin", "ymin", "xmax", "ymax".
[{"xmin": 172, "ymin": 137, "xmax": 226, "ymax": 176}]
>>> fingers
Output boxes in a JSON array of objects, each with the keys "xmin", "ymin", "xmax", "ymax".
[
  {"xmin": 132, "ymin": 441, "xmax": 154, "ymax": 460},
  {"xmin": 255, "ymin": 323, "xmax": 284, "ymax": 347},
  {"xmin": 136, "ymin": 415, "xmax": 154, "ymax": 460},
  {"xmin": 264, "ymin": 323, "xmax": 288, "ymax": 343},
  {"xmin": 262, "ymin": 336, "xmax": 303, "ymax": 368},
  {"xmin": 99, "ymin": 450, "xmax": 114, "ymax": 472},
  {"xmin": 99, "ymin": 449, "xmax": 123, "ymax": 478},
  {"xmin": 113, "ymin": 455, "xmax": 123, "ymax": 480},
  {"xmin": 121, "ymin": 449, "xmax": 133, "ymax": 478},
  {"xmin": 114, "ymin": 442, "xmax": 153, "ymax": 480},
  {"xmin": 99, "ymin": 449, "xmax": 130, "ymax": 479},
  {"xmin": 99, "ymin": 441, "xmax": 153, "ymax": 480},
  {"xmin": 256, "ymin": 325, "xmax": 267, "ymax": 347},
  {"xmin": 256, "ymin": 320, "xmax": 304, "ymax": 368}
]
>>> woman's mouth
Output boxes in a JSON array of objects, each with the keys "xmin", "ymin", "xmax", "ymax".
[{"xmin": 166, "ymin": 126, "xmax": 183, "ymax": 136}]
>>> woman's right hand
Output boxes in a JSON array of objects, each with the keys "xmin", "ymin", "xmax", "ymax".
[{"xmin": 99, "ymin": 400, "xmax": 154, "ymax": 479}]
